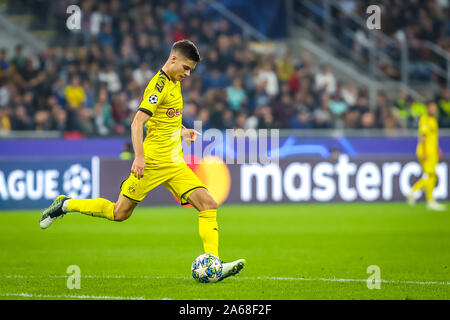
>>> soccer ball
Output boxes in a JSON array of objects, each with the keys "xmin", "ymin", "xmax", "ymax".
[{"xmin": 191, "ymin": 254, "xmax": 223, "ymax": 283}]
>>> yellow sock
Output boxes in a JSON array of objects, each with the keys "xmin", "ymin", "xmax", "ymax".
[
  {"xmin": 66, "ymin": 198, "xmax": 115, "ymax": 221},
  {"xmin": 425, "ymin": 173, "xmax": 437, "ymax": 201},
  {"xmin": 198, "ymin": 209, "xmax": 219, "ymax": 258}
]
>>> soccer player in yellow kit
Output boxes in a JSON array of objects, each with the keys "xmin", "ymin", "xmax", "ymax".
[
  {"xmin": 40, "ymin": 40, "xmax": 246, "ymax": 280},
  {"xmin": 407, "ymin": 101, "xmax": 446, "ymax": 211}
]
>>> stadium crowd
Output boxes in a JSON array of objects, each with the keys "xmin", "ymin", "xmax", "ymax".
[
  {"xmin": 0, "ymin": 0, "xmax": 449, "ymax": 137},
  {"xmin": 330, "ymin": 0, "xmax": 450, "ymax": 84}
]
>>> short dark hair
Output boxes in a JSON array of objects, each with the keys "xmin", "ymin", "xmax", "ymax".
[{"xmin": 172, "ymin": 39, "xmax": 201, "ymax": 62}]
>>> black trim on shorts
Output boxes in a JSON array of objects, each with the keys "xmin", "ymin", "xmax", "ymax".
[
  {"xmin": 180, "ymin": 186, "xmax": 207, "ymax": 206},
  {"xmin": 138, "ymin": 108, "xmax": 153, "ymax": 116},
  {"xmin": 122, "ymin": 194, "xmax": 141, "ymax": 203},
  {"xmin": 119, "ymin": 179, "xmax": 126, "ymax": 190}
]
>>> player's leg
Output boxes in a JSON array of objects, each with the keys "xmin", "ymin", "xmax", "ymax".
[
  {"xmin": 187, "ymin": 188, "xmax": 246, "ymax": 281},
  {"xmin": 187, "ymin": 188, "xmax": 219, "ymax": 257},
  {"xmin": 112, "ymin": 194, "xmax": 138, "ymax": 221},
  {"xmin": 421, "ymin": 161, "xmax": 445, "ymax": 210},
  {"xmin": 164, "ymin": 164, "xmax": 246, "ymax": 280},
  {"xmin": 425, "ymin": 172, "xmax": 446, "ymax": 211},
  {"xmin": 40, "ymin": 194, "xmax": 137, "ymax": 229},
  {"xmin": 408, "ymin": 160, "xmax": 428, "ymax": 206},
  {"xmin": 408, "ymin": 175, "xmax": 427, "ymax": 206},
  {"xmin": 40, "ymin": 168, "xmax": 156, "ymax": 229}
]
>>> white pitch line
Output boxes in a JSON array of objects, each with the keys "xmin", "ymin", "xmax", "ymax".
[
  {"xmin": 244, "ymin": 277, "xmax": 450, "ymax": 286},
  {"xmin": 2, "ymin": 275, "xmax": 450, "ymax": 286},
  {"xmin": 0, "ymin": 275, "xmax": 173, "ymax": 279},
  {"xmin": 1, "ymin": 293, "xmax": 145, "ymax": 300}
]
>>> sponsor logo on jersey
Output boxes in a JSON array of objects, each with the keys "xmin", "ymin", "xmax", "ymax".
[{"xmin": 166, "ymin": 108, "xmax": 182, "ymax": 118}]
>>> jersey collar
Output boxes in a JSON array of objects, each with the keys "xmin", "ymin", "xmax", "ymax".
[{"xmin": 160, "ymin": 69, "xmax": 173, "ymax": 82}]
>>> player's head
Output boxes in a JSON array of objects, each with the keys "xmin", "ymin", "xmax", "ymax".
[
  {"xmin": 426, "ymin": 100, "xmax": 438, "ymax": 117},
  {"xmin": 166, "ymin": 39, "xmax": 201, "ymax": 81}
]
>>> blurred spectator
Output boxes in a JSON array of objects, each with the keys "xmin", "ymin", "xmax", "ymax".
[
  {"xmin": 341, "ymin": 82, "xmax": 358, "ymax": 107},
  {"xmin": 65, "ymin": 75, "xmax": 85, "ymax": 109},
  {"xmin": 0, "ymin": 106, "xmax": 11, "ymax": 131},
  {"xmin": 437, "ymin": 88, "xmax": 450, "ymax": 128},
  {"xmin": 11, "ymin": 105, "xmax": 32, "ymax": 130},
  {"xmin": 222, "ymin": 109, "xmax": 235, "ymax": 129},
  {"xmin": 132, "ymin": 63, "xmax": 153, "ymax": 87},
  {"xmin": 11, "ymin": 44, "xmax": 25, "ymax": 75},
  {"xmin": 34, "ymin": 110, "xmax": 52, "ymax": 131},
  {"xmin": 313, "ymin": 94, "xmax": 332, "ymax": 128},
  {"xmin": 209, "ymin": 101, "xmax": 225, "ymax": 129},
  {"xmin": 93, "ymin": 87, "xmax": 115, "ymax": 136},
  {"xmin": 329, "ymin": 148, "xmax": 341, "ymax": 161},
  {"xmin": 226, "ymin": 78, "xmax": 246, "ymax": 112},
  {"xmin": 360, "ymin": 111, "xmax": 377, "ymax": 129},
  {"xmin": 392, "ymin": 90, "xmax": 412, "ymax": 128},
  {"xmin": 276, "ymin": 52, "xmax": 295, "ymax": 82},
  {"xmin": 198, "ymin": 108, "xmax": 210, "ymax": 130},
  {"xmin": 163, "ymin": 1, "xmax": 180, "ymax": 25},
  {"xmin": 83, "ymin": 80, "xmax": 95, "ymax": 109},
  {"xmin": 0, "ymin": 82, "xmax": 10, "ymax": 108},
  {"xmin": 77, "ymin": 107, "xmax": 96, "ymax": 136},
  {"xmin": 0, "ymin": 49, "xmax": 10, "ymax": 78},
  {"xmin": 254, "ymin": 61, "xmax": 279, "ymax": 97},
  {"xmin": 253, "ymin": 75, "xmax": 270, "ymax": 109},
  {"xmin": 329, "ymin": 91, "xmax": 348, "ymax": 128},
  {"xmin": 203, "ymin": 68, "xmax": 227, "ymax": 91},
  {"xmin": 235, "ymin": 112, "xmax": 248, "ymax": 129},
  {"xmin": 99, "ymin": 65, "xmax": 122, "ymax": 93},
  {"xmin": 183, "ymin": 102, "xmax": 198, "ymax": 129},
  {"xmin": 314, "ymin": 64, "xmax": 336, "ymax": 95},
  {"xmin": 271, "ymin": 93, "xmax": 295, "ymax": 128},
  {"xmin": 53, "ymin": 108, "xmax": 67, "ymax": 132},
  {"xmin": 90, "ymin": 2, "xmax": 112, "ymax": 36},
  {"xmin": 290, "ymin": 111, "xmax": 313, "ymax": 129},
  {"xmin": 120, "ymin": 142, "xmax": 134, "ymax": 160},
  {"xmin": 254, "ymin": 106, "xmax": 273, "ymax": 129},
  {"xmin": 111, "ymin": 92, "xmax": 131, "ymax": 134},
  {"xmin": 98, "ymin": 22, "xmax": 115, "ymax": 47}
]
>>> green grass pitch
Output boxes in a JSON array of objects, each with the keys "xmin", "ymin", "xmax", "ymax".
[{"xmin": 0, "ymin": 202, "xmax": 449, "ymax": 300}]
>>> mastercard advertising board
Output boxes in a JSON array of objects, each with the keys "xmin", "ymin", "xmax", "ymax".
[{"xmin": 99, "ymin": 155, "xmax": 450, "ymax": 206}]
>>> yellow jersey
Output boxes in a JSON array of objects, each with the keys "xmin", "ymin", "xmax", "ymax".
[
  {"xmin": 64, "ymin": 86, "xmax": 85, "ymax": 108},
  {"xmin": 138, "ymin": 70, "xmax": 184, "ymax": 165},
  {"xmin": 417, "ymin": 114, "xmax": 438, "ymax": 161}
]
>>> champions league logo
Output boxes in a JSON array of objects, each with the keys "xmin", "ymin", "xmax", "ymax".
[
  {"xmin": 149, "ymin": 94, "xmax": 158, "ymax": 104},
  {"xmin": 63, "ymin": 164, "xmax": 92, "ymax": 199}
]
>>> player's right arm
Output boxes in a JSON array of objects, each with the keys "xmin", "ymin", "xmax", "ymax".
[
  {"xmin": 130, "ymin": 110, "xmax": 150, "ymax": 179},
  {"xmin": 130, "ymin": 72, "xmax": 168, "ymax": 179}
]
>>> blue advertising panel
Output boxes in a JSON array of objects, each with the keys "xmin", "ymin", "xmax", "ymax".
[
  {"xmin": 0, "ymin": 157, "xmax": 99, "ymax": 210},
  {"xmin": 2, "ymin": 136, "xmax": 450, "ymax": 159}
]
